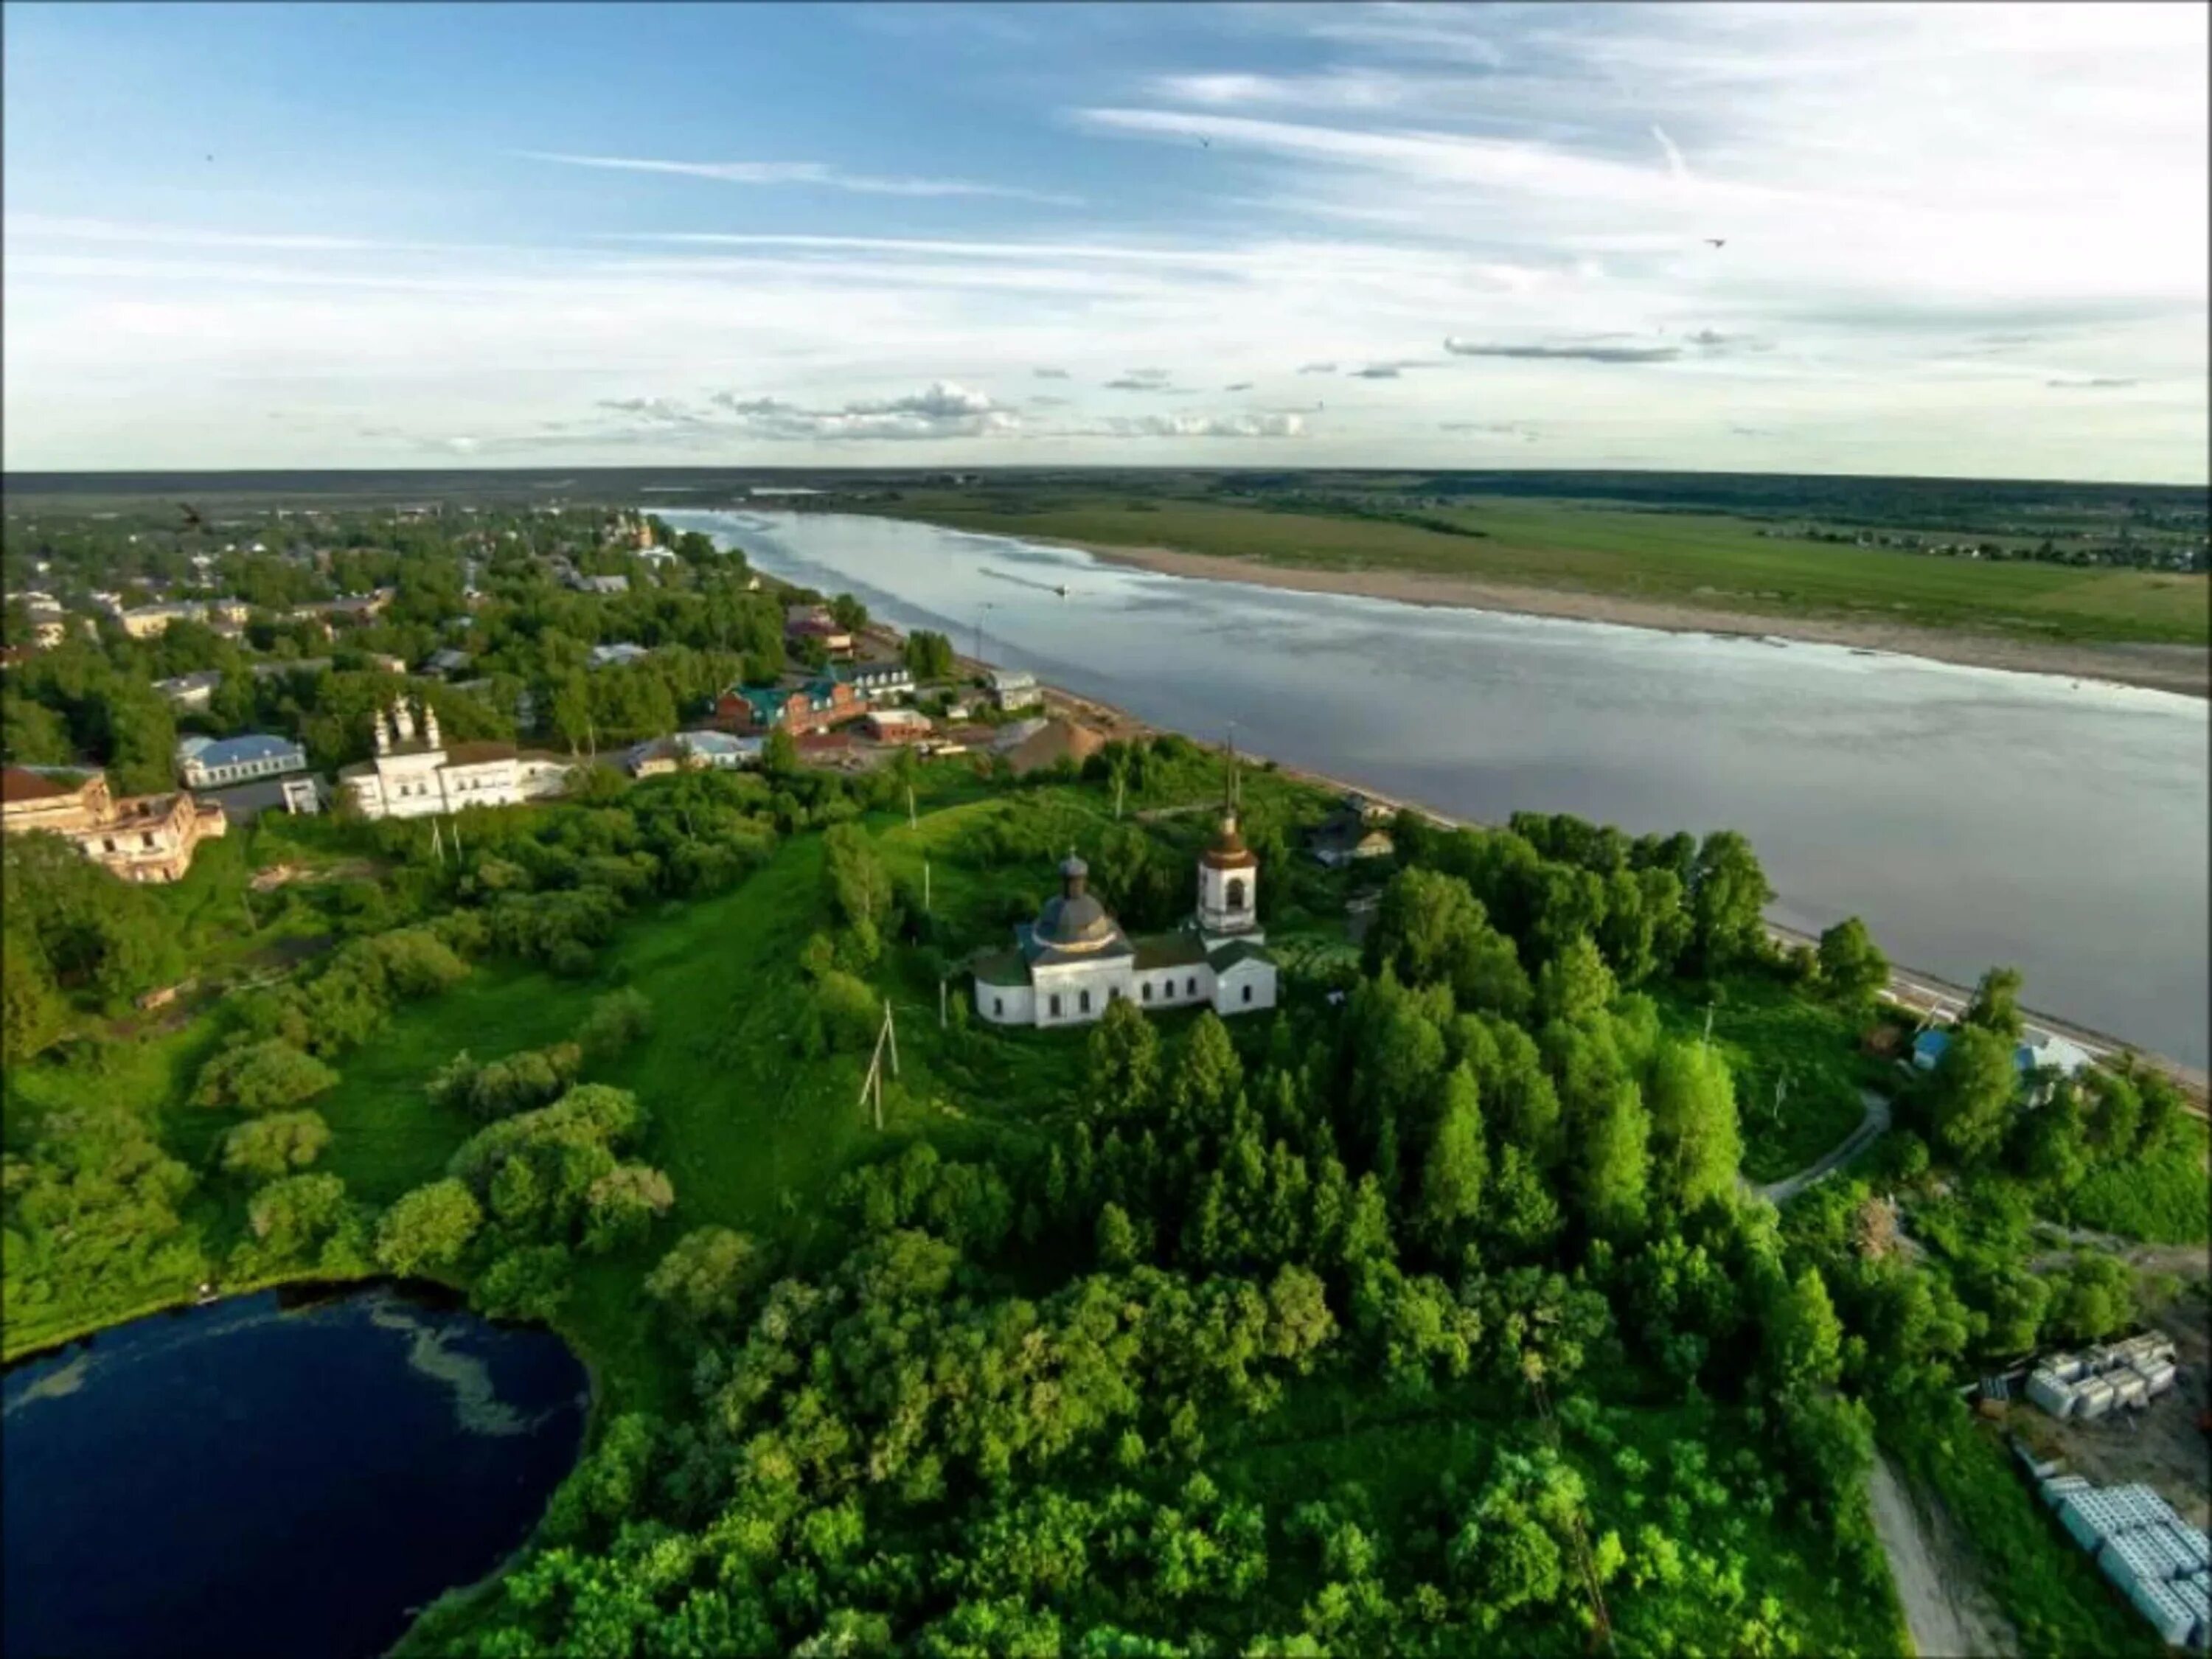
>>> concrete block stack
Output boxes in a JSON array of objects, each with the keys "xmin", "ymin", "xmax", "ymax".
[
  {"xmin": 2049, "ymin": 1482, "xmax": 2211, "ymax": 1649},
  {"xmin": 2024, "ymin": 1332, "xmax": 2181, "ymax": 1422}
]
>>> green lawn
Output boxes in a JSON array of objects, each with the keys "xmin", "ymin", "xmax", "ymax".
[
  {"xmin": 872, "ymin": 490, "xmax": 2210, "ymax": 647},
  {"xmin": 1652, "ymin": 976, "xmax": 1883, "ymax": 1185}
]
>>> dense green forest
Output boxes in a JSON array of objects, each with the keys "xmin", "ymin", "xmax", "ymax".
[{"xmin": 4, "ymin": 712, "xmax": 2194, "ymax": 1655}]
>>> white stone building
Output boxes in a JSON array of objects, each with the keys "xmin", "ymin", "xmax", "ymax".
[
  {"xmin": 336, "ymin": 698, "xmax": 570, "ymax": 820},
  {"xmin": 973, "ymin": 805, "xmax": 1279, "ymax": 1029}
]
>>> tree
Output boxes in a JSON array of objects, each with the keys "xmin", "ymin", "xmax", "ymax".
[
  {"xmin": 1930, "ymin": 1023, "xmax": 2018, "ymax": 1166},
  {"xmin": 1815, "ymin": 918, "xmax": 1888, "ymax": 1014},
  {"xmin": 375, "ymin": 1178, "xmax": 484, "ymax": 1276},
  {"xmin": 244, "ymin": 1172, "xmax": 359, "ymax": 1263},
  {"xmin": 829, "ymin": 593, "xmax": 869, "ymax": 633},
  {"xmin": 903, "ymin": 629, "xmax": 956, "ymax": 681},
  {"xmin": 1973, "ymin": 960, "xmax": 2026, "ymax": 1040},
  {"xmin": 1961, "ymin": 965, "xmax": 2025, "ymax": 1041},
  {"xmin": 583, "ymin": 1163, "xmax": 676, "ymax": 1253},
  {"xmin": 1534, "ymin": 934, "xmax": 1615, "ymax": 1026},
  {"xmin": 580, "ymin": 987, "xmax": 653, "ymax": 1061},
  {"xmin": 1574, "ymin": 1077, "xmax": 1650, "ymax": 1237},
  {"xmin": 645, "ymin": 1227, "xmax": 765, "ymax": 1329},
  {"xmin": 1688, "ymin": 831, "xmax": 1773, "ymax": 971},
  {"xmin": 476, "ymin": 1243, "xmax": 573, "ymax": 1321},
  {"xmin": 1169, "ymin": 1012, "xmax": 1243, "ymax": 1131},
  {"xmin": 1763, "ymin": 1265, "xmax": 1844, "ymax": 1391},
  {"xmin": 220, "ymin": 1110, "xmax": 333, "ymax": 1179},
  {"xmin": 1095, "ymin": 1202, "xmax": 1139, "ymax": 1270},
  {"xmin": 1088, "ymin": 997, "xmax": 1161, "ymax": 1119},
  {"xmin": 762, "ymin": 725, "xmax": 799, "ymax": 777},
  {"xmin": 2048, "ymin": 1251, "xmax": 2134, "ymax": 1343},
  {"xmin": 192, "ymin": 1039, "xmax": 340, "ymax": 1113},
  {"xmin": 1, "ymin": 923, "xmax": 67, "ymax": 1063},
  {"xmin": 1418, "ymin": 1063, "xmax": 1487, "ymax": 1248},
  {"xmin": 1644, "ymin": 1038, "xmax": 1743, "ymax": 1214},
  {"xmin": 822, "ymin": 823, "xmax": 891, "ymax": 932},
  {"xmin": 1363, "ymin": 868, "xmax": 1530, "ymax": 1018}
]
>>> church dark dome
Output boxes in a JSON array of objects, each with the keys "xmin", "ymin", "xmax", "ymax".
[{"xmin": 1035, "ymin": 852, "xmax": 1117, "ymax": 947}]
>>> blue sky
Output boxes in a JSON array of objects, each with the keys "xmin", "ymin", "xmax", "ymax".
[{"xmin": 4, "ymin": 1, "xmax": 2205, "ymax": 479}]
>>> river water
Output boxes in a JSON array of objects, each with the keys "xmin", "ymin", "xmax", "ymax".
[
  {"xmin": 2, "ymin": 1284, "xmax": 588, "ymax": 1659},
  {"xmin": 667, "ymin": 510, "xmax": 2210, "ymax": 1068}
]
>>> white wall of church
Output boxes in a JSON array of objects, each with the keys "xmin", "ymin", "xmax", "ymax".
[
  {"xmin": 1212, "ymin": 959, "xmax": 1277, "ymax": 1016},
  {"xmin": 1030, "ymin": 957, "xmax": 1134, "ymax": 1027},
  {"xmin": 975, "ymin": 981, "xmax": 1034, "ymax": 1026},
  {"xmin": 1134, "ymin": 965, "xmax": 1210, "ymax": 1010}
]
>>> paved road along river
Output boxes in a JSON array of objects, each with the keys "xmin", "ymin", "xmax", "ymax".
[{"xmin": 668, "ymin": 509, "xmax": 2211, "ymax": 1070}]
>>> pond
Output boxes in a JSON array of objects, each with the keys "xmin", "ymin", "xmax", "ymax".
[
  {"xmin": 669, "ymin": 508, "xmax": 2211, "ymax": 1068},
  {"xmin": 3, "ymin": 1283, "xmax": 588, "ymax": 1659}
]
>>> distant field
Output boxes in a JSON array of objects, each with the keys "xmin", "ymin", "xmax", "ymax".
[{"xmin": 871, "ymin": 490, "xmax": 2211, "ymax": 646}]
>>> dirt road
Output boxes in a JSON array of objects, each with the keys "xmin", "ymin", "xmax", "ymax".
[
  {"xmin": 1869, "ymin": 1452, "xmax": 2020, "ymax": 1658},
  {"xmin": 1753, "ymin": 1090, "xmax": 1892, "ymax": 1206}
]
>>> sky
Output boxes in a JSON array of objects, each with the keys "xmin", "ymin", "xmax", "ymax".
[{"xmin": 3, "ymin": 1, "xmax": 2206, "ymax": 481}]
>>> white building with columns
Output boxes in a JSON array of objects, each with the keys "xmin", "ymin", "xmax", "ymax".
[
  {"xmin": 336, "ymin": 698, "xmax": 571, "ymax": 821},
  {"xmin": 972, "ymin": 803, "xmax": 1279, "ymax": 1029}
]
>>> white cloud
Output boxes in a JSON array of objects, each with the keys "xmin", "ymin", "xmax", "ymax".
[
  {"xmin": 515, "ymin": 151, "xmax": 1081, "ymax": 205},
  {"xmin": 2, "ymin": 4, "xmax": 2202, "ymax": 476}
]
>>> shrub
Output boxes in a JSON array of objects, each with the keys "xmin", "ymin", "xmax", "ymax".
[{"xmin": 192, "ymin": 1039, "xmax": 340, "ymax": 1113}]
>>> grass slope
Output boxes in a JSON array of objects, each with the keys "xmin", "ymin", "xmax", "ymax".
[{"xmin": 874, "ymin": 490, "xmax": 2210, "ymax": 646}]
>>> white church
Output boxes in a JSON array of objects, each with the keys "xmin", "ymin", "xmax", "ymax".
[
  {"xmin": 972, "ymin": 799, "xmax": 1279, "ymax": 1029},
  {"xmin": 336, "ymin": 698, "xmax": 569, "ymax": 821}
]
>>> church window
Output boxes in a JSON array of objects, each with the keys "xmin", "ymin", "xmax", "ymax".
[
  {"xmin": 1227, "ymin": 877, "xmax": 1247, "ymax": 910},
  {"xmin": 1186, "ymin": 976, "xmax": 1197, "ymax": 997},
  {"xmin": 1242, "ymin": 984, "xmax": 1253, "ymax": 1004},
  {"xmin": 992, "ymin": 997, "xmax": 1003, "ymax": 1018},
  {"xmin": 1142, "ymin": 982, "xmax": 1152, "ymax": 1003},
  {"xmin": 1049, "ymin": 993, "xmax": 1062, "ymax": 1018},
  {"xmin": 1079, "ymin": 989, "xmax": 1092, "ymax": 1014}
]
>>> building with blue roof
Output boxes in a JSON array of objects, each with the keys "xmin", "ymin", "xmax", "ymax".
[{"xmin": 175, "ymin": 733, "xmax": 308, "ymax": 790}]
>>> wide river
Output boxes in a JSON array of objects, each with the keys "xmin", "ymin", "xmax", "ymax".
[
  {"xmin": 4, "ymin": 1284, "xmax": 588, "ymax": 1659},
  {"xmin": 668, "ymin": 510, "xmax": 2210, "ymax": 1068}
]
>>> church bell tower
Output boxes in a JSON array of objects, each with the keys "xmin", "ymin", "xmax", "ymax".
[{"xmin": 1195, "ymin": 741, "xmax": 1262, "ymax": 942}]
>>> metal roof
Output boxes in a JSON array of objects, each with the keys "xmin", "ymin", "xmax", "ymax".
[{"xmin": 187, "ymin": 734, "xmax": 304, "ymax": 768}]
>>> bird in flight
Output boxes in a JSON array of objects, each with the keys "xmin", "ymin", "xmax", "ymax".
[{"xmin": 1705, "ymin": 237, "xmax": 1726, "ymax": 248}]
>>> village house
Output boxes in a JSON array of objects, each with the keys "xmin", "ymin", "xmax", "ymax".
[
  {"xmin": 336, "ymin": 698, "xmax": 569, "ymax": 821},
  {"xmin": 1, "ymin": 765, "xmax": 228, "ymax": 883},
  {"xmin": 566, "ymin": 572, "xmax": 630, "ymax": 596},
  {"xmin": 588, "ymin": 641, "xmax": 652, "ymax": 669},
  {"xmin": 840, "ymin": 661, "xmax": 915, "ymax": 700},
  {"xmin": 113, "ymin": 598, "xmax": 251, "ymax": 639},
  {"xmin": 863, "ymin": 707, "xmax": 933, "ymax": 743},
  {"xmin": 1307, "ymin": 792, "xmax": 1397, "ymax": 867},
  {"xmin": 175, "ymin": 734, "xmax": 308, "ymax": 790},
  {"xmin": 972, "ymin": 792, "xmax": 1279, "ymax": 1029},
  {"xmin": 784, "ymin": 605, "xmax": 855, "ymax": 658},
  {"xmin": 153, "ymin": 669, "xmax": 224, "ymax": 711},
  {"xmin": 988, "ymin": 668, "xmax": 1041, "ymax": 712},
  {"xmin": 716, "ymin": 675, "xmax": 863, "ymax": 734},
  {"xmin": 620, "ymin": 729, "xmax": 762, "ymax": 777}
]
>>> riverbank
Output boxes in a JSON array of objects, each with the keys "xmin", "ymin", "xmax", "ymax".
[{"xmin": 1057, "ymin": 540, "xmax": 2211, "ymax": 698}]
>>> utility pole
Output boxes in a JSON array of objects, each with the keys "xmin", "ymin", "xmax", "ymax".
[
  {"xmin": 923, "ymin": 855, "xmax": 932, "ymax": 915},
  {"xmin": 883, "ymin": 997, "xmax": 900, "ymax": 1079},
  {"xmin": 907, "ymin": 783, "xmax": 917, "ymax": 830},
  {"xmin": 939, "ymin": 978, "xmax": 947, "ymax": 1029}
]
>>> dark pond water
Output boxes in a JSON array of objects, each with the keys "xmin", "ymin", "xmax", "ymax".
[
  {"xmin": 669, "ymin": 508, "xmax": 2210, "ymax": 1068},
  {"xmin": 3, "ymin": 1284, "xmax": 588, "ymax": 1659}
]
